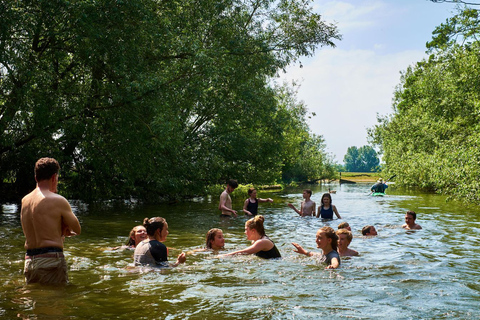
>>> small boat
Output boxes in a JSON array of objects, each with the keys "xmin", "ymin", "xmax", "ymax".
[{"xmin": 371, "ymin": 192, "xmax": 385, "ymax": 197}]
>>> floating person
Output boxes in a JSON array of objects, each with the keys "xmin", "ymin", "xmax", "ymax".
[
  {"xmin": 337, "ymin": 221, "xmax": 351, "ymax": 231},
  {"xmin": 370, "ymin": 178, "xmax": 388, "ymax": 194},
  {"xmin": 243, "ymin": 188, "xmax": 273, "ymax": 216},
  {"xmin": 288, "ymin": 189, "xmax": 316, "ymax": 217},
  {"xmin": 292, "ymin": 226, "xmax": 340, "ymax": 269},
  {"xmin": 219, "ymin": 179, "xmax": 239, "ymax": 218},
  {"xmin": 134, "ymin": 217, "xmax": 186, "ymax": 267},
  {"xmin": 21, "ymin": 157, "xmax": 82, "ymax": 285},
  {"xmin": 316, "ymin": 193, "xmax": 341, "ymax": 219},
  {"xmin": 220, "ymin": 215, "xmax": 281, "ymax": 259},
  {"xmin": 402, "ymin": 211, "xmax": 422, "ymax": 230},
  {"xmin": 362, "ymin": 225, "xmax": 378, "ymax": 236},
  {"xmin": 336, "ymin": 229, "xmax": 359, "ymax": 257}
]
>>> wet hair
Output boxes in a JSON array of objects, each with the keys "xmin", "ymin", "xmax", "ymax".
[
  {"xmin": 304, "ymin": 189, "xmax": 312, "ymax": 196},
  {"xmin": 362, "ymin": 225, "xmax": 374, "ymax": 236},
  {"xmin": 126, "ymin": 225, "xmax": 144, "ymax": 246},
  {"xmin": 35, "ymin": 157, "xmax": 60, "ymax": 181},
  {"xmin": 321, "ymin": 193, "xmax": 332, "ymax": 206},
  {"xmin": 246, "ymin": 215, "xmax": 266, "ymax": 237},
  {"xmin": 143, "ymin": 217, "xmax": 166, "ymax": 236},
  {"xmin": 336, "ymin": 228, "xmax": 353, "ymax": 242},
  {"xmin": 337, "ymin": 222, "xmax": 350, "ymax": 229},
  {"xmin": 318, "ymin": 226, "xmax": 338, "ymax": 251},
  {"xmin": 248, "ymin": 188, "xmax": 256, "ymax": 196},
  {"xmin": 406, "ymin": 210, "xmax": 417, "ymax": 220},
  {"xmin": 227, "ymin": 179, "xmax": 238, "ymax": 188},
  {"xmin": 205, "ymin": 228, "xmax": 223, "ymax": 249}
]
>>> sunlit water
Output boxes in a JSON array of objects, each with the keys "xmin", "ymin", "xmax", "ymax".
[{"xmin": 2, "ymin": 184, "xmax": 480, "ymax": 319}]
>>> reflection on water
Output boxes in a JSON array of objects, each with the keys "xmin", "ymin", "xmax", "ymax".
[{"xmin": 2, "ymin": 184, "xmax": 480, "ymax": 319}]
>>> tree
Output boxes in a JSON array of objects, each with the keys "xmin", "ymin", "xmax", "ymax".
[{"xmin": 343, "ymin": 146, "xmax": 379, "ymax": 172}]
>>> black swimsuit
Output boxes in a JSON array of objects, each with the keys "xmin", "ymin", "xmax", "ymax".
[{"xmin": 254, "ymin": 236, "xmax": 281, "ymax": 259}]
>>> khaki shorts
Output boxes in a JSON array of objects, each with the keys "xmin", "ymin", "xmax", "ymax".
[{"xmin": 24, "ymin": 253, "xmax": 68, "ymax": 284}]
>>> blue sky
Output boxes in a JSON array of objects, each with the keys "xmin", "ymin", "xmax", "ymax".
[{"xmin": 280, "ymin": 0, "xmax": 460, "ymax": 163}]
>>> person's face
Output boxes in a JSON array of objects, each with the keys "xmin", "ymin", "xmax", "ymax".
[
  {"xmin": 337, "ymin": 234, "xmax": 350, "ymax": 251},
  {"xmin": 368, "ymin": 226, "xmax": 377, "ymax": 236},
  {"xmin": 316, "ymin": 231, "xmax": 331, "ymax": 249},
  {"xmin": 405, "ymin": 214, "xmax": 415, "ymax": 226},
  {"xmin": 303, "ymin": 191, "xmax": 308, "ymax": 199},
  {"xmin": 245, "ymin": 224, "xmax": 255, "ymax": 240},
  {"xmin": 157, "ymin": 222, "xmax": 169, "ymax": 242},
  {"xmin": 133, "ymin": 226, "xmax": 147, "ymax": 245},
  {"xmin": 210, "ymin": 231, "xmax": 225, "ymax": 250},
  {"xmin": 227, "ymin": 185, "xmax": 236, "ymax": 193},
  {"xmin": 322, "ymin": 196, "xmax": 330, "ymax": 205},
  {"xmin": 250, "ymin": 190, "xmax": 257, "ymax": 198}
]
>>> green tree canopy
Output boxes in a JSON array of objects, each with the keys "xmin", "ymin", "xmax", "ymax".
[{"xmin": 343, "ymin": 146, "xmax": 379, "ymax": 172}]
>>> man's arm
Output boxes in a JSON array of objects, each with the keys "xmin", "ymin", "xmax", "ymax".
[{"xmin": 59, "ymin": 197, "xmax": 81, "ymax": 236}]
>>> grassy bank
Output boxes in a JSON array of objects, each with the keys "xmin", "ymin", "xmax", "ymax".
[{"xmin": 339, "ymin": 172, "xmax": 382, "ymax": 183}]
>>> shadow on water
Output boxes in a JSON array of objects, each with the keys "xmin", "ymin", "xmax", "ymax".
[{"xmin": 2, "ymin": 183, "xmax": 480, "ymax": 319}]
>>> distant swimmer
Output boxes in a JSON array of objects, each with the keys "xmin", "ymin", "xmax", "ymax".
[
  {"xmin": 292, "ymin": 226, "xmax": 340, "ymax": 269},
  {"xmin": 337, "ymin": 221, "xmax": 351, "ymax": 231},
  {"xmin": 362, "ymin": 225, "xmax": 378, "ymax": 236},
  {"xmin": 219, "ymin": 179, "xmax": 238, "ymax": 218},
  {"xmin": 402, "ymin": 211, "xmax": 422, "ymax": 230},
  {"xmin": 288, "ymin": 189, "xmax": 316, "ymax": 217},
  {"xmin": 336, "ymin": 229, "xmax": 359, "ymax": 257},
  {"xmin": 243, "ymin": 188, "xmax": 273, "ymax": 216}
]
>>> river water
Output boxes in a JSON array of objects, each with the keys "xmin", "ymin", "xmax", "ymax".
[{"xmin": 1, "ymin": 183, "xmax": 480, "ymax": 319}]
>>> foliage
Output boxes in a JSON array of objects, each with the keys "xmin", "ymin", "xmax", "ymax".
[
  {"xmin": 369, "ymin": 7, "xmax": 480, "ymax": 202},
  {"xmin": 343, "ymin": 146, "xmax": 380, "ymax": 172},
  {"xmin": 0, "ymin": 0, "xmax": 340, "ymax": 202}
]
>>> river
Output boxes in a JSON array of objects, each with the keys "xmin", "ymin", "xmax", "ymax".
[{"xmin": 1, "ymin": 183, "xmax": 479, "ymax": 319}]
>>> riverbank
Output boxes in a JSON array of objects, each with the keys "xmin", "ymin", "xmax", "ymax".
[{"xmin": 338, "ymin": 172, "xmax": 382, "ymax": 183}]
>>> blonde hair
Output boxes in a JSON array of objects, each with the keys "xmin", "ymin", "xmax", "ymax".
[
  {"xmin": 246, "ymin": 215, "xmax": 265, "ymax": 236},
  {"xmin": 318, "ymin": 226, "xmax": 338, "ymax": 251},
  {"xmin": 336, "ymin": 228, "xmax": 353, "ymax": 242}
]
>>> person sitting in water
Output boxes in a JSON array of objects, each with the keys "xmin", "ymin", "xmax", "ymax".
[
  {"xmin": 288, "ymin": 189, "xmax": 316, "ymax": 217},
  {"xmin": 316, "ymin": 193, "xmax": 341, "ymax": 219},
  {"xmin": 292, "ymin": 226, "xmax": 340, "ymax": 269},
  {"xmin": 112, "ymin": 225, "xmax": 148, "ymax": 250},
  {"xmin": 134, "ymin": 217, "xmax": 186, "ymax": 267},
  {"xmin": 243, "ymin": 188, "xmax": 273, "ymax": 216},
  {"xmin": 337, "ymin": 221, "xmax": 351, "ymax": 231},
  {"xmin": 371, "ymin": 178, "xmax": 388, "ymax": 193},
  {"xmin": 206, "ymin": 228, "xmax": 225, "ymax": 250},
  {"xmin": 362, "ymin": 225, "xmax": 378, "ymax": 236},
  {"xmin": 336, "ymin": 229, "xmax": 359, "ymax": 257},
  {"xmin": 402, "ymin": 211, "xmax": 422, "ymax": 230},
  {"xmin": 221, "ymin": 215, "xmax": 281, "ymax": 259}
]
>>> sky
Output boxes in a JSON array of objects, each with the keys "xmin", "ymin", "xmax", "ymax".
[{"xmin": 280, "ymin": 0, "xmax": 460, "ymax": 163}]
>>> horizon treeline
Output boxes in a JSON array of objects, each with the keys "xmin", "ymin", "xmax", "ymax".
[{"xmin": 0, "ymin": 0, "xmax": 341, "ymax": 202}]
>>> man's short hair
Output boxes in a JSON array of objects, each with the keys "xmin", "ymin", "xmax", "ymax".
[
  {"xmin": 406, "ymin": 210, "xmax": 416, "ymax": 220},
  {"xmin": 336, "ymin": 228, "xmax": 353, "ymax": 242},
  {"xmin": 227, "ymin": 179, "xmax": 238, "ymax": 188},
  {"xmin": 35, "ymin": 158, "xmax": 60, "ymax": 181},
  {"xmin": 362, "ymin": 225, "xmax": 373, "ymax": 236},
  {"xmin": 304, "ymin": 189, "xmax": 312, "ymax": 196},
  {"xmin": 338, "ymin": 222, "xmax": 350, "ymax": 229}
]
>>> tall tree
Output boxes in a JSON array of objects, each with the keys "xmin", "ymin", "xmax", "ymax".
[{"xmin": 343, "ymin": 146, "xmax": 379, "ymax": 172}]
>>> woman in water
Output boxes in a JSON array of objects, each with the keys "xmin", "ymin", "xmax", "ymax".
[
  {"xmin": 126, "ymin": 225, "xmax": 148, "ymax": 248},
  {"xmin": 205, "ymin": 228, "xmax": 225, "ymax": 250},
  {"xmin": 243, "ymin": 188, "xmax": 273, "ymax": 216},
  {"xmin": 222, "ymin": 215, "xmax": 281, "ymax": 259},
  {"xmin": 134, "ymin": 217, "xmax": 186, "ymax": 267},
  {"xmin": 316, "ymin": 193, "xmax": 341, "ymax": 219},
  {"xmin": 292, "ymin": 226, "xmax": 340, "ymax": 269}
]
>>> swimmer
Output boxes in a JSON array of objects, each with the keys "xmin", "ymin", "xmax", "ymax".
[
  {"xmin": 362, "ymin": 225, "xmax": 377, "ymax": 236},
  {"xmin": 402, "ymin": 211, "xmax": 422, "ymax": 230},
  {"xmin": 219, "ymin": 179, "xmax": 238, "ymax": 217},
  {"xmin": 316, "ymin": 193, "xmax": 341, "ymax": 219},
  {"xmin": 243, "ymin": 188, "xmax": 273, "ymax": 216},
  {"xmin": 134, "ymin": 217, "xmax": 186, "ymax": 267},
  {"xmin": 337, "ymin": 221, "xmax": 351, "ymax": 231},
  {"xmin": 292, "ymin": 226, "xmax": 340, "ymax": 269},
  {"xmin": 206, "ymin": 228, "xmax": 225, "ymax": 250},
  {"xmin": 288, "ymin": 189, "xmax": 316, "ymax": 217},
  {"xmin": 126, "ymin": 225, "xmax": 148, "ymax": 248},
  {"xmin": 220, "ymin": 215, "xmax": 281, "ymax": 259},
  {"xmin": 336, "ymin": 229, "xmax": 359, "ymax": 257}
]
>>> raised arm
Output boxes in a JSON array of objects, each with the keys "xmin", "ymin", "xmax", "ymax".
[{"xmin": 258, "ymin": 198, "xmax": 273, "ymax": 203}]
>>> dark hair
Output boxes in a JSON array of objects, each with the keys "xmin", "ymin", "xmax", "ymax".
[
  {"xmin": 227, "ymin": 179, "xmax": 238, "ymax": 188},
  {"xmin": 319, "ymin": 226, "xmax": 338, "ymax": 251},
  {"xmin": 337, "ymin": 222, "xmax": 349, "ymax": 229},
  {"xmin": 248, "ymin": 188, "xmax": 256, "ymax": 196},
  {"xmin": 406, "ymin": 210, "xmax": 417, "ymax": 220},
  {"xmin": 143, "ymin": 217, "xmax": 166, "ymax": 236},
  {"xmin": 362, "ymin": 225, "xmax": 373, "ymax": 236},
  {"xmin": 126, "ymin": 225, "xmax": 144, "ymax": 246},
  {"xmin": 246, "ymin": 215, "xmax": 265, "ymax": 236},
  {"xmin": 35, "ymin": 158, "xmax": 60, "ymax": 181},
  {"xmin": 205, "ymin": 228, "xmax": 223, "ymax": 249},
  {"xmin": 336, "ymin": 228, "xmax": 353, "ymax": 242},
  {"xmin": 321, "ymin": 193, "xmax": 332, "ymax": 205},
  {"xmin": 304, "ymin": 189, "xmax": 312, "ymax": 196}
]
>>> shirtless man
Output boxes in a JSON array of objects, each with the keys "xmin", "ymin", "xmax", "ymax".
[
  {"xmin": 218, "ymin": 179, "xmax": 238, "ymax": 217},
  {"xmin": 402, "ymin": 210, "xmax": 422, "ymax": 230},
  {"xmin": 288, "ymin": 189, "xmax": 316, "ymax": 217},
  {"xmin": 336, "ymin": 229, "xmax": 359, "ymax": 257},
  {"xmin": 21, "ymin": 158, "xmax": 81, "ymax": 284}
]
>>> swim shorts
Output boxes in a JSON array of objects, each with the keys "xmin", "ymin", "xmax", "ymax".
[{"xmin": 24, "ymin": 252, "xmax": 68, "ymax": 284}]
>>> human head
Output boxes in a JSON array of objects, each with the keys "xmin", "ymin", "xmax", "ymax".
[
  {"xmin": 321, "ymin": 193, "xmax": 332, "ymax": 205},
  {"xmin": 226, "ymin": 179, "xmax": 238, "ymax": 193},
  {"xmin": 35, "ymin": 157, "xmax": 60, "ymax": 182},
  {"xmin": 248, "ymin": 188, "xmax": 257, "ymax": 197},
  {"xmin": 362, "ymin": 225, "xmax": 377, "ymax": 236},
  {"xmin": 245, "ymin": 215, "xmax": 266, "ymax": 237},
  {"xmin": 337, "ymin": 221, "xmax": 351, "ymax": 231},
  {"xmin": 126, "ymin": 225, "xmax": 147, "ymax": 247},
  {"xmin": 336, "ymin": 229, "xmax": 353, "ymax": 250},
  {"xmin": 406, "ymin": 210, "xmax": 416, "ymax": 221},
  {"xmin": 143, "ymin": 217, "xmax": 167, "ymax": 239},
  {"xmin": 206, "ymin": 228, "xmax": 225, "ymax": 250},
  {"xmin": 377, "ymin": 178, "xmax": 383, "ymax": 183},
  {"xmin": 316, "ymin": 226, "xmax": 338, "ymax": 251}
]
